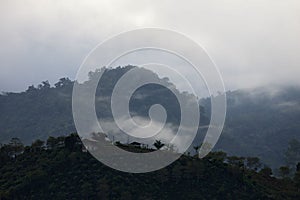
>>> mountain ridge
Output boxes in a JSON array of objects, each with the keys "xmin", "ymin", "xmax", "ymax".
[{"xmin": 1, "ymin": 66, "xmax": 300, "ymax": 169}]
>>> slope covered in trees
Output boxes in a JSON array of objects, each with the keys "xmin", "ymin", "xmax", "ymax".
[
  {"xmin": 201, "ymin": 87, "xmax": 300, "ymax": 168},
  {"xmin": 0, "ymin": 66, "xmax": 207, "ymax": 145},
  {"xmin": 0, "ymin": 134, "xmax": 300, "ymax": 200},
  {"xmin": 1, "ymin": 66, "xmax": 300, "ymax": 169}
]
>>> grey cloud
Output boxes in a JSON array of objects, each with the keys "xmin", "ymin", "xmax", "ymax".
[{"xmin": 0, "ymin": 0, "xmax": 300, "ymax": 92}]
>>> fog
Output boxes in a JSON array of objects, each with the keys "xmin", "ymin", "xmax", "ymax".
[{"xmin": 0, "ymin": 0, "xmax": 300, "ymax": 92}]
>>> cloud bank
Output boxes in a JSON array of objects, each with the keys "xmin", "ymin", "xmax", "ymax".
[{"xmin": 0, "ymin": 0, "xmax": 300, "ymax": 92}]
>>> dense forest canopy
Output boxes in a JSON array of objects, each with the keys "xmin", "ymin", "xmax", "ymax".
[{"xmin": 0, "ymin": 133, "xmax": 300, "ymax": 200}]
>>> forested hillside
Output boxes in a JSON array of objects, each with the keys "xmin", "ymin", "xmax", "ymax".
[
  {"xmin": 0, "ymin": 134, "xmax": 300, "ymax": 200},
  {"xmin": 1, "ymin": 66, "xmax": 300, "ymax": 169},
  {"xmin": 0, "ymin": 66, "xmax": 207, "ymax": 145},
  {"xmin": 202, "ymin": 87, "xmax": 300, "ymax": 168}
]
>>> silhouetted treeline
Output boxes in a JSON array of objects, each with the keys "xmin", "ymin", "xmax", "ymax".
[{"xmin": 0, "ymin": 134, "xmax": 300, "ymax": 200}]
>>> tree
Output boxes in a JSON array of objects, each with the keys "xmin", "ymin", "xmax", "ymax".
[
  {"xmin": 54, "ymin": 78, "xmax": 72, "ymax": 88},
  {"xmin": 207, "ymin": 151, "xmax": 227, "ymax": 163},
  {"xmin": 65, "ymin": 133, "xmax": 81, "ymax": 151},
  {"xmin": 0, "ymin": 145, "xmax": 11, "ymax": 165},
  {"xmin": 153, "ymin": 140, "xmax": 164, "ymax": 150},
  {"xmin": 259, "ymin": 166, "xmax": 272, "ymax": 177},
  {"xmin": 279, "ymin": 166, "xmax": 290, "ymax": 178},
  {"xmin": 46, "ymin": 136, "xmax": 59, "ymax": 149},
  {"xmin": 285, "ymin": 139, "xmax": 300, "ymax": 168},
  {"xmin": 294, "ymin": 163, "xmax": 300, "ymax": 188},
  {"xmin": 31, "ymin": 139, "xmax": 45, "ymax": 152},
  {"xmin": 38, "ymin": 81, "xmax": 50, "ymax": 90},
  {"xmin": 227, "ymin": 156, "xmax": 245, "ymax": 168},
  {"xmin": 26, "ymin": 85, "xmax": 37, "ymax": 92},
  {"xmin": 294, "ymin": 173, "xmax": 300, "ymax": 188},
  {"xmin": 9, "ymin": 138, "xmax": 24, "ymax": 157},
  {"xmin": 246, "ymin": 157, "xmax": 261, "ymax": 171}
]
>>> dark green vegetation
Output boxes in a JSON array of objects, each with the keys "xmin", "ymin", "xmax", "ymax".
[
  {"xmin": 0, "ymin": 77, "xmax": 75, "ymax": 144},
  {"xmin": 0, "ymin": 134, "xmax": 300, "ymax": 200},
  {"xmin": 0, "ymin": 66, "xmax": 300, "ymax": 169},
  {"xmin": 0, "ymin": 66, "xmax": 207, "ymax": 145},
  {"xmin": 203, "ymin": 87, "xmax": 300, "ymax": 168}
]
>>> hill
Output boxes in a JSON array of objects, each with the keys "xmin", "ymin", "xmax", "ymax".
[
  {"xmin": 201, "ymin": 87, "xmax": 300, "ymax": 168},
  {"xmin": 0, "ymin": 134, "xmax": 299, "ymax": 200},
  {"xmin": 0, "ymin": 66, "xmax": 207, "ymax": 145},
  {"xmin": 1, "ymin": 66, "xmax": 300, "ymax": 169}
]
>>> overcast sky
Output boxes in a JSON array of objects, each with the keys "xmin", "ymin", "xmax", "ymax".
[{"xmin": 0, "ymin": 0, "xmax": 300, "ymax": 92}]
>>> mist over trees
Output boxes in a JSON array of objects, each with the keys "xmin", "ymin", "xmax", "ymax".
[{"xmin": 0, "ymin": 66, "xmax": 300, "ymax": 169}]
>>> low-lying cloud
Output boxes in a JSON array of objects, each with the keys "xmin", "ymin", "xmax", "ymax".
[{"xmin": 92, "ymin": 116, "xmax": 196, "ymax": 153}]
